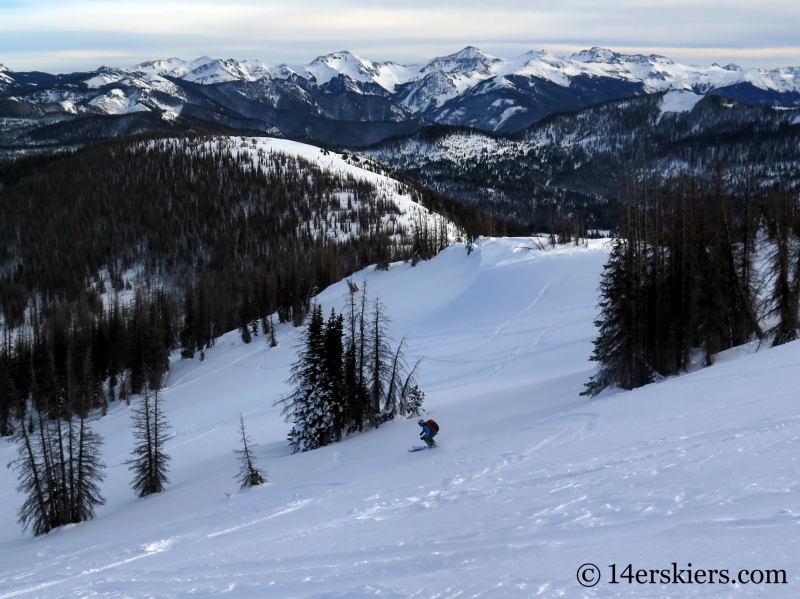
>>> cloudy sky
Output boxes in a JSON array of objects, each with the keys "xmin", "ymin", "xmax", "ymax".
[{"xmin": 2, "ymin": 0, "xmax": 799, "ymax": 73}]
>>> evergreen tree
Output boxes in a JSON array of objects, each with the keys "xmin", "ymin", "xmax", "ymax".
[
  {"xmin": 240, "ymin": 322, "xmax": 252, "ymax": 344},
  {"xmin": 322, "ymin": 309, "xmax": 345, "ymax": 440},
  {"xmin": 403, "ymin": 385, "xmax": 425, "ymax": 416},
  {"xmin": 278, "ymin": 305, "xmax": 331, "ymax": 452},
  {"xmin": 240, "ymin": 296, "xmax": 253, "ymax": 344},
  {"xmin": 70, "ymin": 409, "xmax": 106, "ymax": 524},
  {"xmin": 125, "ymin": 383, "xmax": 171, "ymax": 497},
  {"xmin": 234, "ymin": 414, "xmax": 267, "ymax": 488},
  {"xmin": 584, "ymin": 239, "xmax": 643, "ymax": 395},
  {"xmin": 398, "ymin": 358, "xmax": 424, "ymax": 417},
  {"xmin": 267, "ymin": 315, "xmax": 278, "ymax": 348}
]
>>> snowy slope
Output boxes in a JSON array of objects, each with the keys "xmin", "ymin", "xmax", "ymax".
[
  {"xmin": 2, "ymin": 238, "xmax": 800, "ymax": 597},
  {"xmin": 660, "ymin": 89, "xmax": 704, "ymax": 113}
]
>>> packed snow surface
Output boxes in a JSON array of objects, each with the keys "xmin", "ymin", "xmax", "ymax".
[{"xmin": 2, "ymin": 238, "xmax": 800, "ymax": 597}]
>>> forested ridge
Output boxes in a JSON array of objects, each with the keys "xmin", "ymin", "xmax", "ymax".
[
  {"xmin": 366, "ymin": 94, "xmax": 800, "ymax": 230},
  {"xmin": 0, "ymin": 135, "xmax": 510, "ymax": 446}
]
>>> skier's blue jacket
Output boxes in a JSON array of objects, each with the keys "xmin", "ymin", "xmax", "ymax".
[{"xmin": 419, "ymin": 422, "xmax": 436, "ymax": 439}]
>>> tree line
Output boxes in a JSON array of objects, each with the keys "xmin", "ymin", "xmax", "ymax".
[{"xmin": 586, "ymin": 172, "xmax": 799, "ymax": 395}]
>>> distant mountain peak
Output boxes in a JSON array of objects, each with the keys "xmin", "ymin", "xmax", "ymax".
[
  {"xmin": 453, "ymin": 46, "xmax": 489, "ymax": 60},
  {"xmin": 571, "ymin": 47, "xmax": 620, "ymax": 63},
  {"xmin": 313, "ymin": 50, "xmax": 357, "ymax": 63},
  {"xmin": 712, "ymin": 63, "xmax": 743, "ymax": 72}
]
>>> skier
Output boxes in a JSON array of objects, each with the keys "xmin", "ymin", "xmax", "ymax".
[{"xmin": 418, "ymin": 418, "xmax": 438, "ymax": 448}]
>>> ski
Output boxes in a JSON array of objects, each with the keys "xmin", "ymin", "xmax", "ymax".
[{"xmin": 408, "ymin": 446, "xmax": 428, "ymax": 452}]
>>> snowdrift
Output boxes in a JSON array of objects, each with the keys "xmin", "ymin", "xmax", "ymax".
[{"xmin": 1, "ymin": 237, "xmax": 799, "ymax": 598}]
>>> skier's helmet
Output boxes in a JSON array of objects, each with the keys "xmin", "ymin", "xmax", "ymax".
[{"xmin": 418, "ymin": 419, "xmax": 425, "ymax": 426}]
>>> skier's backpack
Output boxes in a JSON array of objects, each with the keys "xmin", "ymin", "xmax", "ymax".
[{"xmin": 426, "ymin": 419, "xmax": 439, "ymax": 434}]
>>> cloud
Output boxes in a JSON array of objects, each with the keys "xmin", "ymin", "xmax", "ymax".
[{"xmin": 1, "ymin": 0, "xmax": 799, "ymax": 72}]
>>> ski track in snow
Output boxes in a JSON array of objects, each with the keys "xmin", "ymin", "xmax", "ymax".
[{"xmin": 2, "ymin": 237, "xmax": 800, "ymax": 597}]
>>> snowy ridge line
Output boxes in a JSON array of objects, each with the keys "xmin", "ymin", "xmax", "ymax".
[
  {"xmin": 65, "ymin": 47, "xmax": 800, "ymax": 102},
  {"xmin": 142, "ymin": 135, "xmax": 463, "ymax": 245},
  {"xmin": 4, "ymin": 46, "xmax": 800, "ymax": 134}
]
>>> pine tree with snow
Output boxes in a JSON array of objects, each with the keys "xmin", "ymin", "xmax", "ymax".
[
  {"xmin": 278, "ymin": 305, "xmax": 332, "ymax": 452},
  {"xmin": 125, "ymin": 383, "xmax": 171, "ymax": 497},
  {"xmin": 322, "ymin": 309, "xmax": 345, "ymax": 440},
  {"xmin": 403, "ymin": 385, "xmax": 425, "ymax": 416},
  {"xmin": 234, "ymin": 414, "xmax": 267, "ymax": 488},
  {"xmin": 399, "ymin": 359, "xmax": 424, "ymax": 416},
  {"xmin": 250, "ymin": 317, "xmax": 260, "ymax": 337}
]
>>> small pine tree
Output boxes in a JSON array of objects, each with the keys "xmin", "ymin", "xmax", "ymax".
[
  {"xmin": 71, "ymin": 411, "xmax": 106, "ymax": 524},
  {"xmin": 399, "ymin": 359, "xmax": 423, "ymax": 416},
  {"xmin": 125, "ymin": 384, "xmax": 171, "ymax": 497},
  {"xmin": 234, "ymin": 414, "xmax": 267, "ymax": 488},
  {"xmin": 250, "ymin": 318, "xmax": 260, "ymax": 337},
  {"xmin": 240, "ymin": 322, "xmax": 252, "ymax": 344},
  {"xmin": 403, "ymin": 385, "xmax": 425, "ymax": 416}
]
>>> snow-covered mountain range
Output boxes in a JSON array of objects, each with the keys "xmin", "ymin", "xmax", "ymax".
[{"xmin": 2, "ymin": 46, "xmax": 800, "ymax": 148}]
